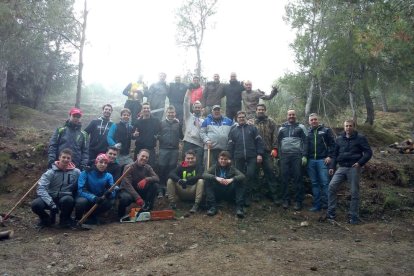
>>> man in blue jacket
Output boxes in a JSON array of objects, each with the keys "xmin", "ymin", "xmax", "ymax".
[
  {"xmin": 107, "ymin": 108, "xmax": 133, "ymax": 166},
  {"xmin": 327, "ymin": 119, "xmax": 372, "ymax": 224}
]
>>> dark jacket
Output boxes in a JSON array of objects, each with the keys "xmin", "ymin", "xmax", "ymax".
[
  {"xmin": 168, "ymin": 82, "xmax": 188, "ymax": 107},
  {"xmin": 146, "ymin": 81, "xmax": 169, "ymax": 110},
  {"xmin": 228, "ymin": 123, "xmax": 264, "ymax": 159},
  {"xmin": 203, "ymin": 164, "xmax": 245, "ymax": 183},
  {"xmin": 307, "ymin": 125, "xmax": 335, "ymax": 159},
  {"xmin": 168, "ymin": 161, "xmax": 203, "ymax": 185},
  {"xmin": 107, "ymin": 162, "xmax": 122, "ymax": 183},
  {"xmin": 202, "ymin": 81, "xmax": 224, "ymax": 107},
  {"xmin": 84, "ymin": 117, "xmax": 113, "ymax": 155},
  {"xmin": 331, "ymin": 131, "xmax": 372, "ymax": 168},
  {"xmin": 254, "ymin": 115, "xmax": 278, "ymax": 152},
  {"xmin": 107, "ymin": 121, "xmax": 133, "ymax": 155},
  {"xmin": 133, "ymin": 116, "xmax": 160, "ymax": 149},
  {"xmin": 159, "ymin": 118, "xmax": 183, "ymax": 149},
  {"xmin": 277, "ymin": 122, "xmax": 308, "ymax": 157},
  {"xmin": 224, "ymin": 80, "xmax": 244, "ymax": 108},
  {"xmin": 48, "ymin": 121, "xmax": 89, "ymax": 168},
  {"xmin": 120, "ymin": 162, "xmax": 159, "ymax": 201}
]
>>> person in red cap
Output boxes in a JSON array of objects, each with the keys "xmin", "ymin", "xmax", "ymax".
[
  {"xmin": 75, "ymin": 153, "xmax": 117, "ymax": 225},
  {"xmin": 48, "ymin": 107, "xmax": 89, "ymax": 170}
]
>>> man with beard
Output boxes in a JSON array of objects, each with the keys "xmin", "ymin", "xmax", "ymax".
[
  {"xmin": 48, "ymin": 107, "xmax": 89, "ymax": 170},
  {"xmin": 84, "ymin": 104, "xmax": 113, "ymax": 163},
  {"xmin": 118, "ymin": 149, "xmax": 159, "ymax": 218},
  {"xmin": 32, "ymin": 148, "xmax": 80, "ymax": 228},
  {"xmin": 241, "ymin": 81, "xmax": 278, "ymax": 119},
  {"xmin": 168, "ymin": 75, "xmax": 188, "ymax": 123},
  {"xmin": 249, "ymin": 104, "xmax": 280, "ymax": 204},
  {"xmin": 223, "ymin": 72, "xmax": 244, "ymax": 121},
  {"xmin": 146, "ymin": 72, "xmax": 169, "ymax": 120},
  {"xmin": 277, "ymin": 110, "xmax": 308, "ymax": 210},
  {"xmin": 202, "ymin": 73, "xmax": 224, "ymax": 116},
  {"xmin": 183, "ymin": 89, "xmax": 204, "ymax": 172}
]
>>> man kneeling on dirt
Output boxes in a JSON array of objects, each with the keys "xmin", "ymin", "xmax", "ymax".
[
  {"xmin": 75, "ymin": 154, "xmax": 118, "ymax": 225},
  {"xmin": 117, "ymin": 149, "xmax": 159, "ymax": 218},
  {"xmin": 167, "ymin": 150, "xmax": 204, "ymax": 213},
  {"xmin": 31, "ymin": 148, "xmax": 80, "ymax": 228},
  {"xmin": 203, "ymin": 151, "xmax": 246, "ymax": 218}
]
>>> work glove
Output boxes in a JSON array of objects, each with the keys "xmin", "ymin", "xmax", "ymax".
[
  {"xmin": 104, "ymin": 191, "xmax": 112, "ymax": 199},
  {"xmin": 94, "ymin": 196, "xmax": 105, "ymax": 205},
  {"xmin": 137, "ymin": 179, "xmax": 147, "ymax": 190},
  {"xmin": 302, "ymin": 157, "xmax": 308, "ymax": 167},
  {"xmin": 136, "ymin": 197, "xmax": 144, "ymax": 207},
  {"xmin": 271, "ymin": 148, "xmax": 278, "ymax": 158},
  {"xmin": 178, "ymin": 179, "xmax": 187, "ymax": 189}
]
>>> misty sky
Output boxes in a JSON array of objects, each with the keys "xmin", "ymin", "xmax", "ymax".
[{"xmin": 80, "ymin": 0, "xmax": 297, "ymax": 93}]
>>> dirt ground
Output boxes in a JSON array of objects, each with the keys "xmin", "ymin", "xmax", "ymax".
[{"xmin": 1, "ymin": 105, "xmax": 414, "ymax": 275}]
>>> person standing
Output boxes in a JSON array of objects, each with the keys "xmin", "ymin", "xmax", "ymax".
[
  {"xmin": 200, "ymin": 105, "xmax": 233, "ymax": 169},
  {"xmin": 168, "ymin": 75, "xmax": 188, "ymax": 123},
  {"xmin": 251, "ymin": 104, "xmax": 280, "ymax": 204},
  {"xmin": 107, "ymin": 108, "xmax": 134, "ymax": 166},
  {"xmin": 118, "ymin": 149, "xmax": 159, "ymax": 218},
  {"xmin": 327, "ymin": 119, "xmax": 372, "ymax": 224},
  {"xmin": 277, "ymin": 109, "xmax": 308, "ymax": 210},
  {"xmin": 48, "ymin": 107, "xmax": 89, "ymax": 170},
  {"xmin": 167, "ymin": 150, "xmax": 204, "ymax": 213},
  {"xmin": 202, "ymin": 73, "xmax": 224, "ymax": 116},
  {"xmin": 84, "ymin": 104, "xmax": 113, "ymax": 163},
  {"xmin": 122, "ymin": 76, "xmax": 148, "ymax": 125},
  {"xmin": 132, "ymin": 102, "xmax": 160, "ymax": 166},
  {"xmin": 157, "ymin": 106, "xmax": 183, "ymax": 197},
  {"xmin": 183, "ymin": 89, "xmax": 204, "ymax": 172},
  {"xmin": 203, "ymin": 151, "xmax": 246, "ymax": 218},
  {"xmin": 223, "ymin": 72, "xmax": 244, "ymax": 121},
  {"xmin": 241, "ymin": 81, "xmax": 278, "ymax": 119},
  {"xmin": 228, "ymin": 111, "xmax": 264, "ymax": 206},
  {"xmin": 188, "ymin": 76, "xmax": 203, "ymax": 108},
  {"xmin": 31, "ymin": 148, "xmax": 80, "ymax": 228},
  {"xmin": 146, "ymin": 72, "xmax": 169, "ymax": 120},
  {"xmin": 306, "ymin": 113, "xmax": 336, "ymax": 211}
]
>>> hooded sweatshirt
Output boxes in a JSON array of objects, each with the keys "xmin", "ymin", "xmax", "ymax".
[{"xmin": 84, "ymin": 116, "xmax": 113, "ymax": 155}]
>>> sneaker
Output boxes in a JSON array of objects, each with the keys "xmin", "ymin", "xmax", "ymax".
[
  {"xmin": 326, "ymin": 213, "xmax": 336, "ymax": 221},
  {"xmin": 207, "ymin": 207, "xmax": 217, "ymax": 216},
  {"xmin": 236, "ymin": 207, "xmax": 245, "ymax": 218},
  {"xmin": 309, "ymin": 206, "xmax": 321, "ymax": 212},
  {"xmin": 169, "ymin": 203, "xmax": 177, "ymax": 210},
  {"xmin": 189, "ymin": 203, "xmax": 199, "ymax": 213},
  {"xmin": 293, "ymin": 202, "xmax": 302, "ymax": 211},
  {"xmin": 282, "ymin": 200, "xmax": 289, "ymax": 209},
  {"xmin": 348, "ymin": 216, "xmax": 360, "ymax": 225}
]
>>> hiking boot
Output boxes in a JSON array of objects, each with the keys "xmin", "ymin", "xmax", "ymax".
[
  {"xmin": 293, "ymin": 202, "xmax": 302, "ymax": 211},
  {"xmin": 189, "ymin": 203, "xmax": 199, "ymax": 213},
  {"xmin": 282, "ymin": 200, "xmax": 289, "ymax": 209},
  {"xmin": 207, "ymin": 207, "xmax": 217, "ymax": 216},
  {"xmin": 348, "ymin": 216, "xmax": 361, "ymax": 225},
  {"xmin": 59, "ymin": 217, "xmax": 75, "ymax": 229},
  {"xmin": 169, "ymin": 203, "xmax": 177, "ymax": 210},
  {"xmin": 326, "ymin": 213, "xmax": 336, "ymax": 221},
  {"xmin": 36, "ymin": 218, "xmax": 51, "ymax": 229},
  {"xmin": 308, "ymin": 206, "xmax": 321, "ymax": 212},
  {"xmin": 236, "ymin": 206, "xmax": 245, "ymax": 219}
]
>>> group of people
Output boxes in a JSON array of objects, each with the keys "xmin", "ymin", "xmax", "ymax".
[{"xmin": 31, "ymin": 72, "xmax": 372, "ymax": 229}]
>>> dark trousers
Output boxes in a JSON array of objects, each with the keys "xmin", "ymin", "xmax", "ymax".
[
  {"xmin": 117, "ymin": 184, "xmax": 158, "ymax": 217},
  {"xmin": 260, "ymin": 152, "xmax": 279, "ymax": 200},
  {"xmin": 74, "ymin": 197, "xmax": 114, "ymax": 220},
  {"xmin": 280, "ymin": 155, "xmax": 304, "ymax": 203},
  {"xmin": 234, "ymin": 157, "xmax": 257, "ymax": 199},
  {"xmin": 31, "ymin": 195, "xmax": 74, "ymax": 223},
  {"xmin": 182, "ymin": 141, "xmax": 204, "ymax": 173},
  {"xmin": 158, "ymin": 148, "xmax": 179, "ymax": 193},
  {"xmin": 205, "ymin": 179, "xmax": 245, "ymax": 208}
]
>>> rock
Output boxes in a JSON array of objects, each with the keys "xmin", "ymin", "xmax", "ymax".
[
  {"xmin": 354, "ymin": 239, "xmax": 362, "ymax": 242},
  {"xmin": 189, "ymin": 243, "xmax": 198, "ymax": 249},
  {"xmin": 268, "ymin": 236, "xmax": 277, "ymax": 241},
  {"xmin": 51, "ymin": 262, "xmax": 56, "ymax": 266},
  {"xmin": 47, "ymin": 265, "xmax": 52, "ymax": 269},
  {"xmin": 310, "ymin": 266, "xmax": 318, "ymax": 271},
  {"xmin": 25, "ymin": 152, "xmax": 31, "ymax": 158},
  {"xmin": 300, "ymin": 221, "xmax": 309, "ymax": 227}
]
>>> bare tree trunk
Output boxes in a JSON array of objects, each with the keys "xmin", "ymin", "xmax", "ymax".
[
  {"xmin": 304, "ymin": 76, "xmax": 315, "ymax": 118},
  {"xmin": 361, "ymin": 64, "xmax": 374, "ymax": 125},
  {"xmin": 379, "ymin": 86, "xmax": 388, "ymax": 112},
  {"xmin": 196, "ymin": 45, "xmax": 201, "ymax": 78},
  {"xmin": 0, "ymin": 62, "xmax": 10, "ymax": 127},
  {"xmin": 75, "ymin": 0, "xmax": 88, "ymax": 108},
  {"xmin": 347, "ymin": 71, "xmax": 357, "ymax": 124}
]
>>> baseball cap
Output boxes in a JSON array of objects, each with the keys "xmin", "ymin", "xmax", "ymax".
[
  {"xmin": 69, "ymin": 107, "xmax": 82, "ymax": 116},
  {"xmin": 212, "ymin": 105, "xmax": 221, "ymax": 110}
]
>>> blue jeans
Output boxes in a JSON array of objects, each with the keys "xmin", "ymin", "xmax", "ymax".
[
  {"xmin": 328, "ymin": 166, "xmax": 361, "ymax": 218},
  {"xmin": 307, "ymin": 159, "xmax": 329, "ymax": 209}
]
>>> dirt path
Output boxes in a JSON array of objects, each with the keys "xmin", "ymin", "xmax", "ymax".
[{"xmin": 1, "ymin": 199, "xmax": 413, "ymax": 275}]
